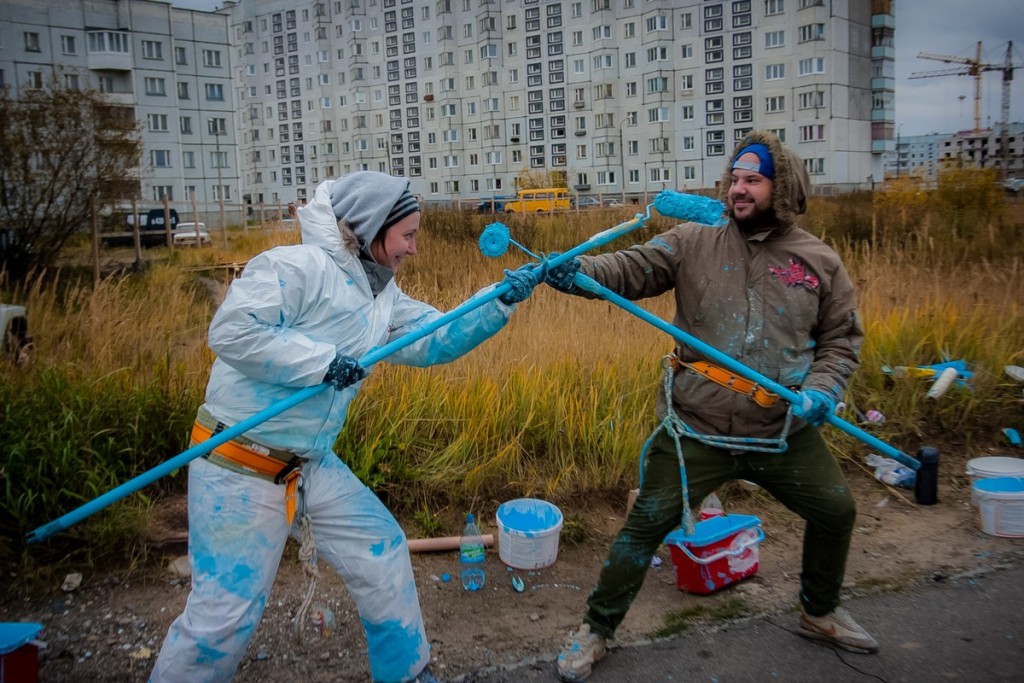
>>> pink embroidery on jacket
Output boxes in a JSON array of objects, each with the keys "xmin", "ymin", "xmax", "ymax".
[{"xmin": 769, "ymin": 258, "xmax": 820, "ymax": 290}]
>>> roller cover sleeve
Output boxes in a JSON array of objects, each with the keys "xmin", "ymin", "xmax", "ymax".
[{"xmin": 652, "ymin": 190, "xmax": 726, "ymax": 226}]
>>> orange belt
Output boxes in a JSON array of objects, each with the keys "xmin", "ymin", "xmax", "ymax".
[
  {"xmin": 191, "ymin": 420, "xmax": 305, "ymax": 525},
  {"xmin": 672, "ymin": 356, "xmax": 780, "ymax": 409}
]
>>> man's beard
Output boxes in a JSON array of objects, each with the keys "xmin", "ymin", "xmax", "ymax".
[{"xmin": 733, "ymin": 207, "xmax": 778, "ymax": 234}]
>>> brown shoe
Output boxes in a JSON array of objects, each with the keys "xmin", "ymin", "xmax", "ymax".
[
  {"xmin": 556, "ymin": 623, "xmax": 607, "ymax": 681},
  {"xmin": 799, "ymin": 607, "xmax": 879, "ymax": 654}
]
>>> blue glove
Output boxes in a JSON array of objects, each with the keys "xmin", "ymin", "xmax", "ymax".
[
  {"xmin": 792, "ymin": 389, "xmax": 837, "ymax": 426},
  {"xmin": 323, "ymin": 354, "xmax": 367, "ymax": 390},
  {"xmin": 544, "ymin": 252, "xmax": 581, "ymax": 294},
  {"xmin": 497, "ymin": 264, "xmax": 541, "ymax": 305}
]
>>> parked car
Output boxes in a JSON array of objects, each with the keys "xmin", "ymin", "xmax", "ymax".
[
  {"xmin": 1004, "ymin": 178, "xmax": 1024, "ymax": 195},
  {"xmin": 1, "ymin": 302, "xmax": 32, "ymax": 364},
  {"xmin": 172, "ymin": 222, "xmax": 211, "ymax": 246},
  {"xmin": 571, "ymin": 196, "xmax": 601, "ymax": 209},
  {"xmin": 102, "ymin": 208, "xmax": 180, "ymax": 248},
  {"xmin": 476, "ymin": 199, "xmax": 506, "ymax": 213}
]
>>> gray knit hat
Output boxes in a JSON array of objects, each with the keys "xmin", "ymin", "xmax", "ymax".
[{"xmin": 329, "ymin": 171, "xmax": 419, "ymax": 249}]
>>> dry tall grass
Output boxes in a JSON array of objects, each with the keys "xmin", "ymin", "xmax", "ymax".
[{"xmin": 3, "ymin": 193, "xmax": 1023, "ymax": 560}]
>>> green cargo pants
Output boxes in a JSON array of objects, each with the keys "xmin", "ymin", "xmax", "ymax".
[{"xmin": 583, "ymin": 424, "xmax": 856, "ymax": 638}]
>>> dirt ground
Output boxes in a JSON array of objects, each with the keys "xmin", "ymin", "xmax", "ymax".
[{"xmin": 4, "ymin": 447, "xmax": 1023, "ymax": 683}]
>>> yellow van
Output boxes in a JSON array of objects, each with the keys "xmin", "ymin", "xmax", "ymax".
[{"xmin": 504, "ymin": 188, "xmax": 571, "ymax": 213}]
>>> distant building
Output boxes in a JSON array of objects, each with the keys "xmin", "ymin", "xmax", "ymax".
[
  {"xmin": 886, "ymin": 124, "xmax": 1024, "ymax": 184},
  {"xmin": 2, "ymin": 0, "xmax": 897, "ymax": 216},
  {"xmin": 0, "ymin": 0, "xmax": 241, "ymax": 222}
]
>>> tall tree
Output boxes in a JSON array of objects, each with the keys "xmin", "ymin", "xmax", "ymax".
[{"xmin": 0, "ymin": 76, "xmax": 141, "ymax": 280}]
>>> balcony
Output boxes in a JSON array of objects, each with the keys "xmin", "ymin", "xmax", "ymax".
[{"xmin": 88, "ymin": 51, "xmax": 132, "ymax": 71}]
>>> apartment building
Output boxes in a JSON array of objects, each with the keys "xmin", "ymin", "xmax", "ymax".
[
  {"xmin": 230, "ymin": 0, "xmax": 895, "ymax": 208},
  {"xmin": 0, "ymin": 0, "xmax": 239, "ymax": 220},
  {"xmin": 2, "ymin": 0, "xmax": 895, "ymax": 215}
]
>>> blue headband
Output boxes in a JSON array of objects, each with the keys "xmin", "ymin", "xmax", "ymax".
[{"xmin": 731, "ymin": 143, "xmax": 775, "ymax": 180}]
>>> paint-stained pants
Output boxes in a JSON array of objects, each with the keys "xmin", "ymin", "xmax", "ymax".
[
  {"xmin": 151, "ymin": 453, "xmax": 429, "ymax": 683},
  {"xmin": 583, "ymin": 425, "xmax": 856, "ymax": 638}
]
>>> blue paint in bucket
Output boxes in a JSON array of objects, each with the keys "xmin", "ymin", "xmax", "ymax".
[{"xmin": 496, "ymin": 499, "xmax": 564, "ymax": 569}]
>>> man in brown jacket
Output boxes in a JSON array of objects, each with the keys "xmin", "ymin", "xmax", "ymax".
[{"xmin": 549, "ymin": 131, "xmax": 874, "ymax": 682}]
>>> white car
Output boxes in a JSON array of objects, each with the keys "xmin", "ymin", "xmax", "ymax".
[{"xmin": 172, "ymin": 222, "xmax": 211, "ymax": 246}]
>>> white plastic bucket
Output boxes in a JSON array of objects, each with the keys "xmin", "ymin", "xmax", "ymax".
[
  {"xmin": 495, "ymin": 498, "xmax": 563, "ymax": 569},
  {"xmin": 966, "ymin": 456, "xmax": 1024, "ymax": 505},
  {"xmin": 973, "ymin": 477, "xmax": 1024, "ymax": 537}
]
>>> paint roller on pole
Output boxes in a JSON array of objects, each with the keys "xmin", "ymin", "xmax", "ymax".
[
  {"xmin": 27, "ymin": 196, "xmax": 709, "ymax": 545},
  {"xmin": 480, "ymin": 189, "xmax": 920, "ymax": 472},
  {"xmin": 569, "ymin": 273, "xmax": 920, "ymax": 471}
]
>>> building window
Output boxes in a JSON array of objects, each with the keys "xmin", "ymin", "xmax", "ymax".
[
  {"xmin": 766, "ymin": 0, "xmax": 785, "ymax": 15},
  {"xmin": 765, "ymin": 31, "xmax": 784, "ymax": 48},
  {"xmin": 88, "ymin": 31, "xmax": 129, "ymax": 54},
  {"xmin": 145, "ymin": 77, "xmax": 167, "ymax": 96},
  {"xmin": 765, "ymin": 64, "xmax": 785, "ymax": 80},
  {"xmin": 647, "ymin": 76, "xmax": 668, "ymax": 93},
  {"xmin": 205, "ymin": 83, "xmax": 225, "ymax": 100},
  {"xmin": 142, "ymin": 40, "xmax": 163, "ymax": 60},
  {"xmin": 805, "ymin": 158, "xmax": 825, "ymax": 174},
  {"xmin": 799, "ymin": 89, "xmax": 825, "ymax": 109},
  {"xmin": 61, "ymin": 35, "xmax": 77, "ymax": 54},
  {"xmin": 799, "ymin": 124, "xmax": 825, "ymax": 142},
  {"xmin": 798, "ymin": 24, "xmax": 825, "ymax": 43},
  {"xmin": 151, "ymin": 150, "xmax": 172, "ymax": 168},
  {"xmin": 766, "ymin": 96, "xmax": 786, "ymax": 113},
  {"xmin": 24, "ymin": 32, "xmax": 41, "ymax": 52},
  {"xmin": 147, "ymin": 113, "xmax": 168, "ymax": 131},
  {"xmin": 798, "ymin": 57, "xmax": 825, "ymax": 76}
]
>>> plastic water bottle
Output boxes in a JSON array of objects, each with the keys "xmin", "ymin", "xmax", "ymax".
[
  {"xmin": 459, "ymin": 513, "xmax": 486, "ymax": 591},
  {"xmin": 699, "ymin": 492, "xmax": 725, "ymax": 520},
  {"xmin": 925, "ymin": 367, "xmax": 959, "ymax": 400}
]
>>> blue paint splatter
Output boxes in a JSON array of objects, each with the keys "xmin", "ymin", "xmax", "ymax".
[{"xmin": 362, "ymin": 616, "xmax": 426, "ymax": 682}]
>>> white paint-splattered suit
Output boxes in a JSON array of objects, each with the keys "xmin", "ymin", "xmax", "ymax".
[{"xmin": 152, "ymin": 177, "xmax": 515, "ymax": 682}]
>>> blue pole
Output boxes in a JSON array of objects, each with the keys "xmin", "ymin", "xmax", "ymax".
[
  {"xmin": 572, "ymin": 273, "xmax": 921, "ymax": 471},
  {"xmin": 26, "ymin": 214, "xmax": 650, "ymax": 545}
]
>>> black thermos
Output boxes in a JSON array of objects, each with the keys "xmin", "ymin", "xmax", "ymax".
[{"xmin": 914, "ymin": 446, "xmax": 939, "ymax": 505}]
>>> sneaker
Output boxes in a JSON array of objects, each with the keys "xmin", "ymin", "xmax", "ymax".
[
  {"xmin": 556, "ymin": 623, "xmax": 607, "ymax": 682},
  {"xmin": 413, "ymin": 665, "xmax": 443, "ymax": 683},
  {"xmin": 799, "ymin": 606, "xmax": 879, "ymax": 654}
]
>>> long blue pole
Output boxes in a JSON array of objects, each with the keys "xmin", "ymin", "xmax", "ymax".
[
  {"xmin": 572, "ymin": 273, "xmax": 921, "ymax": 471},
  {"xmin": 26, "ymin": 214, "xmax": 650, "ymax": 544}
]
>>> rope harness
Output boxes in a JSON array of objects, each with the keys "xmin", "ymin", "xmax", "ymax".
[
  {"xmin": 293, "ymin": 485, "xmax": 319, "ymax": 644},
  {"xmin": 638, "ymin": 354, "xmax": 794, "ymax": 536}
]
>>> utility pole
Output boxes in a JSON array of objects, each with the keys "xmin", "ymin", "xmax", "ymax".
[{"xmin": 215, "ymin": 129, "xmax": 227, "ymax": 247}]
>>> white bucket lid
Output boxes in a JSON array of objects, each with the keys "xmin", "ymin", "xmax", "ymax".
[{"xmin": 965, "ymin": 456, "xmax": 1024, "ymax": 477}]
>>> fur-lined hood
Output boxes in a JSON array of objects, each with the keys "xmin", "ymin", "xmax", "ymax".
[{"xmin": 718, "ymin": 130, "xmax": 810, "ymax": 232}]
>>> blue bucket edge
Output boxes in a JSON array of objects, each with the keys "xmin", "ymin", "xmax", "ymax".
[
  {"xmin": 496, "ymin": 498, "xmax": 563, "ymax": 538},
  {"xmin": 664, "ymin": 513, "xmax": 762, "ymax": 547},
  {"xmin": 973, "ymin": 476, "xmax": 1024, "ymax": 495}
]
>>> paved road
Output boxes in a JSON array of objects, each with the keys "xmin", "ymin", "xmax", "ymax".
[{"xmin": 463, "ymin": 565, "xmax": 1024, "ymax": 682}]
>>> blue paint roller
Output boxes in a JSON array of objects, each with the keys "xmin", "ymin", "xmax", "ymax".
[
  {"xmin": 478, "ymin": 197, "xmax": 921, "ymax": 473},
  {"xmin": 26, "ymin": 210, "xmax": 658, "ymax": 545}
]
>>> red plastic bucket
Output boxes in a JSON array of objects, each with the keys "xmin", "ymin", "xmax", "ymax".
[
  {"xmin": 0, "ymin": 623, "xmax": 43, "ymax": 683},
  {"xmin": 664, "ymin": 514, "xmax": 763, "ymax": 595}
]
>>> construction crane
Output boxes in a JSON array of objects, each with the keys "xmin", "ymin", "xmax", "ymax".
[{"xmin": 910, "ymin": 41, "xmax": 1017, "ymax": 175}]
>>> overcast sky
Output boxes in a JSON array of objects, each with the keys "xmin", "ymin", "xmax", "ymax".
[{"xmin": 170, "ymin": 0, "xmax": 1024, "ymax": 137}]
